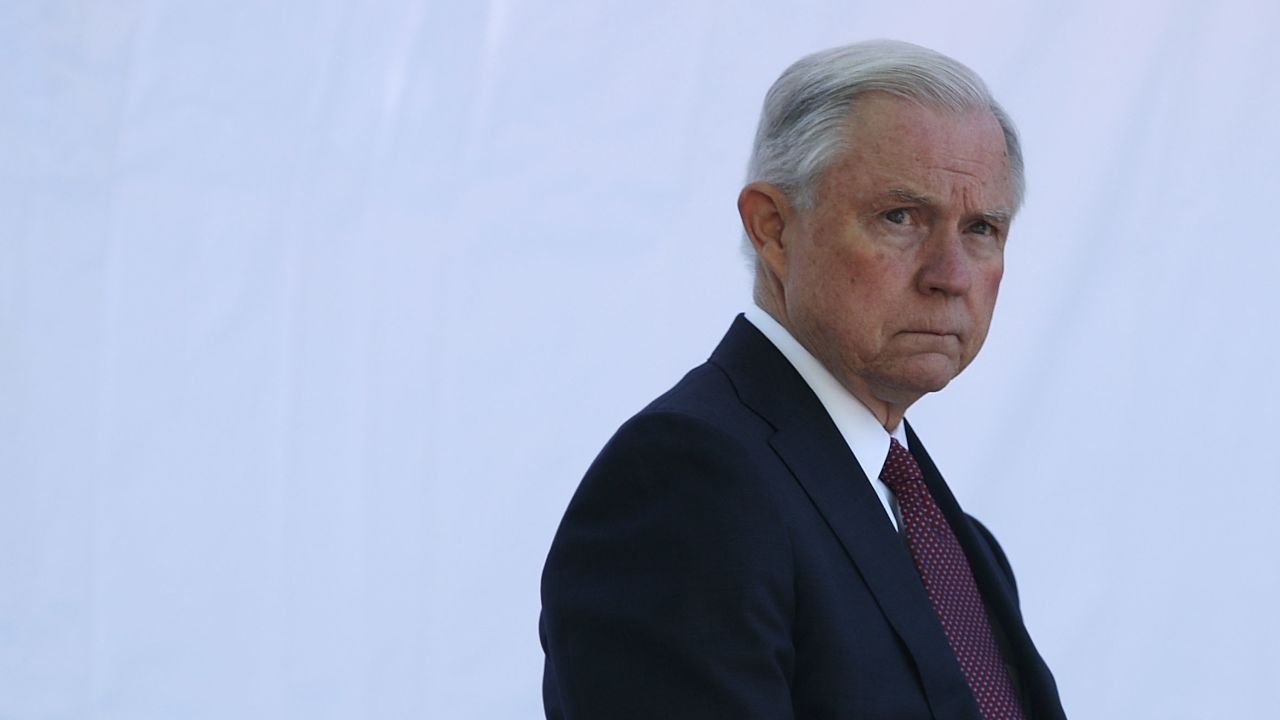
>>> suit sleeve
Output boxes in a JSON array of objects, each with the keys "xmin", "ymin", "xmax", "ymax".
[{"xmin": 540, "ymin": 411, "xmax": 795, "ymax": 720}]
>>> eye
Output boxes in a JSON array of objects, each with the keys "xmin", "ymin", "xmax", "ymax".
[
  {"xmin": 884, "ymin": 208, "xmax": 910, "ymax": 224},
  {"xmin": 968, "ymin": 219, "xmax": 996, "ymax": 236}
]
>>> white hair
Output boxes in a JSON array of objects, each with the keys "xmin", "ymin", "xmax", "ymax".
[{"xmin": 742, "ymin": 39, "xmax": 1023, "ymax": 256}]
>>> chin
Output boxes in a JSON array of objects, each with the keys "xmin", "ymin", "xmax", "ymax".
[{"xmin": 882, "ymin": 358, "xmax": 960, "ymax": 397}]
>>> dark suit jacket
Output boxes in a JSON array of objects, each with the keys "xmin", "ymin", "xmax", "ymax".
[{"xmin": 540, "ymin": 316, "xmax": 1065, "ymax": 719}]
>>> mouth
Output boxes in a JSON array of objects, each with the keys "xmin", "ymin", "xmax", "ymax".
[
  {"xmin": 899, "ymin": 330, "xmax": 960, "ymax": 338},
  {"xmin": 895, "ymin": 330, "xmax": 964, "ymax": 351}
]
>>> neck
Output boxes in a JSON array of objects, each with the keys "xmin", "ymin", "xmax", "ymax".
[
  {"xmin": 841, "ymin": 377, "xmax": 910, "ymax": 433},
  {"xmin": 753, "ymin": 292, "xmax": 915, "ymax": 434}
]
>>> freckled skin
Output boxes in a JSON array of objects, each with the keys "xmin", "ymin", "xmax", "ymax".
[{"xmin": 744, "ymin": 92, "xmax": 1014, "ymax": 429}]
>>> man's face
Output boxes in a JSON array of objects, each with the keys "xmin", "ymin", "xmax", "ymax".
[{"xmin": 776, "ymin": 92, "xmax": 1014, "ymax": 410}]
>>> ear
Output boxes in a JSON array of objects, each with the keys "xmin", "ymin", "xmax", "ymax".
[{"xmin": 737, "ymin": 181, "xmax": 794, "ymax": 281}]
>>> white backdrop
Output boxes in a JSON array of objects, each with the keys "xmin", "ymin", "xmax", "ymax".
[{"xmin": 4, "ymin": 1, "xmax": 1279, "ymax": 718}]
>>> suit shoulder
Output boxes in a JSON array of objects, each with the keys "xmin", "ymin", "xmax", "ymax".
[
  {"xmin": 546, "ymin": 366, "xmax": 787, "ymax": 583},
  {"xmin": 636, "ymin": 360, "xmax": 763, "ymax": 433},
  {"xmin": 541, "ymin": 365, "xmax": 797, "ymax": 718},
  {"xmin": 578, "ymin": 396, "xmax": 769, "ymax": 512}
]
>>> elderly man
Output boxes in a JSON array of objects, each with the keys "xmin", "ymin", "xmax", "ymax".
[{"xmin": 540, "ymin": 40, "xmax": 1066, "ymax": 719}]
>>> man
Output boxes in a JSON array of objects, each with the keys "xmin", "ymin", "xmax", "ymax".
[{"xmin": 540, "ymin": 39, "xmax": 1066, "ymax": 719}]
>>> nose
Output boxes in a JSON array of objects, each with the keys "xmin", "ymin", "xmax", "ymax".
[{"xmin": 916, "ymin": 228, "xmax": 974, "ymax": 297}]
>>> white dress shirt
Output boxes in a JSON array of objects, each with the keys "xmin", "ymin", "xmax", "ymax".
[{"xmin": 742, "ymin": 306, "xmax": 908, "ymax": 530}]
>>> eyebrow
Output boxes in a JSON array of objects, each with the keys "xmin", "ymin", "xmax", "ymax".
[{"xmin": 884, "ymin": 188, "xmax": 1012, "ymax": 225}]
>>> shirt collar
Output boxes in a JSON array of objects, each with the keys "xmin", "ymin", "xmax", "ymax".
[{"xmin": 742, "ymin": 306, "xmax": 908, "ymax": 486}]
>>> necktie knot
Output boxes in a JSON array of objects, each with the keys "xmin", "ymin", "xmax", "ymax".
[{"xmin": 879, "ymin": 437, "xmax": 924, "ymax": 491}]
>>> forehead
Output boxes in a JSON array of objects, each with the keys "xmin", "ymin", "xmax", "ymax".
[{"xmin": 821, "ymin": 93, "xmax": 1013, "ymax": 210}]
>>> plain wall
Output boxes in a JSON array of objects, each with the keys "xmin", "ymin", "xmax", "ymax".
[{"xmin": 4, "ymin": 1, "xmax": 1279, "ymax": 717}]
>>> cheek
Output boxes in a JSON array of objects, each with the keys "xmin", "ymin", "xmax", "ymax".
[
  {"xmin": 965, "ymin": 264, "xmax": 1004, "ymax": 332},
  {"xmin": 794, "ymin": 246, "xmax": 851, "ymax": 301},
  {"xmin": 976, "ymin": 260, "xmax": 1004, "ymax": 304},
  {"xmin": 989, "ymin": 261, "xmax": 1005, "ymax": 290}
]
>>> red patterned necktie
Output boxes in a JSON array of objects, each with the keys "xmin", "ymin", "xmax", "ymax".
[{"xmin": 879, "ymin": 438, "xmax": 1025, "ymax": 720}]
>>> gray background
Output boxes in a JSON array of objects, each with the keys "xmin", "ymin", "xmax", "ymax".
[{"xmin": 4, "ymin": 0, "xmax": 1278, "ymax": 717}]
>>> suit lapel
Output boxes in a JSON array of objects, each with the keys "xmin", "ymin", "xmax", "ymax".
[{"xmin": 710, "ymin": 317, "xmax": 982, "ymax": 720}]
